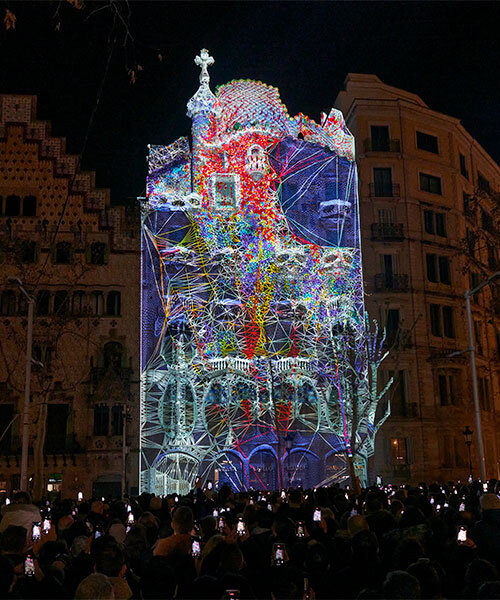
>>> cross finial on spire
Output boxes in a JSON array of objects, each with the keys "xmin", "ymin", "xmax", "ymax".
[{"xmin": 194, "ymin": 49, "xmax": 214, "ymax": 86}]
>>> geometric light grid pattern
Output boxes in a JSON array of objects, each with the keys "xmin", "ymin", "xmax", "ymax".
[{"xmin": 140, "ymin": 51, "xmax": 389, "ymax": 494}]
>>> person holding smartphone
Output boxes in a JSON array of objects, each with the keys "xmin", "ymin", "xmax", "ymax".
[{"xmin": 154, "ymin": 505, "xmax": 194, "ymax": 558}]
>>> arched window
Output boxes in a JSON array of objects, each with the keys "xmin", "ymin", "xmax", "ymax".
[
  {"xmin": 88, "ymin": 242, "xmax": 108, "ymax": 265},
  {"xmin": 0, "ymin": 291, "xmax": 16, "ymax": 315},
  {"xmin": 23, "ymin": 196, "xmax": 37, "ymax": 217},
  {"xmin": 103, "ymin": 341, "xmax": 123, "ymax": 369},
  {"xmin": 106, "ymin": 291, "xmax": 121, "ymax": 316},
  {"xmin": 5, "ymin": 195, "xmax": 21, "ymax": 217},
  {"xmin": 54, "ymin": 242, "xmax": 72, "ymax": 264},
  {"xmin": 53, "ymin": 291, "xmax": 69, "ymax": 316},
  {"xmin": 72, "ymin": 291, "xmax": 86, "ymax": 315},
  {"xmin": 36, "ymin": 290, "xmax": 51, "ymax": 316},
  {"xmin": 90, "ymin": 291, "xmax": 104, "ymax": 316}
]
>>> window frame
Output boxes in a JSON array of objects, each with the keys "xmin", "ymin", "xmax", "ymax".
[
  {"xmin": 419, "ymin": 172, "xmax": 442, "ymax": 195},
  {"xmin": 416, "ymin": 130, "xmax": 439, "ymax": 154}
]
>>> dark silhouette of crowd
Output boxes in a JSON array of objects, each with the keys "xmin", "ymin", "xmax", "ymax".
[{"xmin": 0, "ymin": 479, "xmax": 499, "ymax": 599}]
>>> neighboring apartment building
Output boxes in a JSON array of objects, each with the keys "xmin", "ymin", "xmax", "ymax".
[
  {"xmin": 0, "ymin": 95, "xmax": 140, "ymax": 498},
  {"xmin": 336, "ymin": 74, "xmax": 500, "ymax": 483}
]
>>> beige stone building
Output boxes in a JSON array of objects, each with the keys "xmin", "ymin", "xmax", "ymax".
[
  {"xmin": 336, "ymin": 74, "xmax": 500, "ymax": 483},
  {"xmin": 0, "ymin": 95, "xmax": 140, "ymax": 499}
]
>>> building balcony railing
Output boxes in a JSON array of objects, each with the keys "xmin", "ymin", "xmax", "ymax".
[
  {"xmin": 371, "ymin": 223, "xmax": 404, "ymax": 241},
  {"xmin": 374, "ymin": 273, "xmax": 409, "ymax": 292},
  {"xmin": 363, "ymin": 138, "xmax": 401, "ymax": 153},
  {"xmin": 369, "ymin": 183, "xmax": 401, "ymax": 198}
]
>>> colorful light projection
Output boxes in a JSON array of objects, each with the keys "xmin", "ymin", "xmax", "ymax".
[{"xmin": 141, "ymin": 51, "xmax": 390, "ymax": 494}]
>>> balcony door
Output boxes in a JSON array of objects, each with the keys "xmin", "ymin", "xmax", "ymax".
[{"xmin": 373, "ymin": 168, "xmax": 393, "ymax": 197}]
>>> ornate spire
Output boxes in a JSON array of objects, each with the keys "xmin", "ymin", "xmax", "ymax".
[{"xmin": 187, "ymin": 49, "xmax": 220, "ymax": 118}]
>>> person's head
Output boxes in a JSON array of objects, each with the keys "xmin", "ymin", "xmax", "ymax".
[
  {"xmin": 480, "ymin": 493, "xmax": 500, "ymax": 512},
  {"xmin": 57, "ymin": 514, "xmax": 74, "ymax": 533},
  {"xmin": 407, "ymin": 558, "xmax": 442, "ymax": 599},
  {"xmin": 464, "ymin": 559, "xmax": 499, "ymax": 598},
  {"xmin": 392, "ymin": 537, "xmax": 426, "ymax": 570},
  {"xmin": 347, "ymin": 514, "xmax": 369, "ymax": 536},
  {"xmin": 12, "ymin": 491, "xmax": 31, "ymax": 505},
  {"xmin": 74, "ymin": 573, "xmax": 115, "ymax": 600},
  {"xmin": 383, "ymin": 570, "xmax": 421, "ymax": 599},
  {"xmin": 0, "ymin": 525, "xmax": 27, "ymax": 555},
  {"xmin": 149, "ymin": 496, "xmax": 163, "ymax": 512},
  {"xmin": 478, "ymin": 581, "xmax": 500, "ymax": 599},
  {"xmin": 0, "ymin": 556, "xmax": 14, "ymax": 595},
  {"xmin": 140, "ymin": 556, "xmax": 177, "ymax": 599},
  {"xmin": 288, "ymin": 490, "xmax": 302, "ymax": 507},
  {"xmin": 171, "ymin": 506, "xmax": 193, "ymax": 535},
  {"xmin": 95, "ymin": 543, "xmax": 126, "ymax": 578},
  {"xmin": 91, "ymin": 500, "xmax": 104, "ymax": 515},
  {"xmin": 219, "ymin": 541, "xmax": 244, "ymax": 574},
  {"xmin": 37, "ymin": 540, "xmax": 70, "ymax": 572}
]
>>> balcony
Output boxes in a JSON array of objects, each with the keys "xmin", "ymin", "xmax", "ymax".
[
  {"xmin": 363, "ymin": 138, "xmax": 401, "ymax": 153},
  {"xmin": 374, "ymin": 273, "xmax": 409, "ymax": 292},
  {"xmin": 369, "ymin": 183, "xmax": 401, "ymax": 198},
  {"xmin": 371, "ymin": 223, "xmax": 404, "ymax": 241}
]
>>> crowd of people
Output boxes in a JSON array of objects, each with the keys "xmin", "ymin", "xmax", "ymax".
[{"xmin": 0, "ymin": 478, "xmax": 499, "ymax": 599}]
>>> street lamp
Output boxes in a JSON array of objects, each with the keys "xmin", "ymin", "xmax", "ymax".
[
  {"xmin": 462, "ymin": 425, "xmax": 473, "ymax": 480},
  {"xmin": 7, "ymin": 277, "xmax": 35, "ymax": 492},
  {"xmin": 464, "ymin": 270, "xmax": 500, "ymax": 483}
]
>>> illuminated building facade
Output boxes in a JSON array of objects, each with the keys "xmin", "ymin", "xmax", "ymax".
[{"xmin": 140, "ymin": 52, "xmax": 389, "ymax": 494}]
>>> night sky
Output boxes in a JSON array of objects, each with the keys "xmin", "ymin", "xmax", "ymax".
[{"xmin": 1, "ymin": 1, "xmax": 499, "ymax": 203}]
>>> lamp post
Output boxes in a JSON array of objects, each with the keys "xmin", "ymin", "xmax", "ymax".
[
  {"xmin": 464, "ymin": 270, "xmax": 500, "ymax": 483},
  {"xmin": 462, "ymin": 425, "xmax": 473, "ymax": 480},
  {"xmin": 7, "ymin": 277, "xmax": 35, "ymax": 492}
]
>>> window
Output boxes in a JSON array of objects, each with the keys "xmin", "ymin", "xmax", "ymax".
[
  {"xmin": 18, "ymin": 293, "xmax": 28, "ymax": 316},
  {"xmin": 385, "ymin": 309, "xmax": 400, "ymax": 346},
  {"xmin": 5, "ymin": 195, "xmax": 21, "ymax": 216},
  {"xmin": 45, "ymin": 404, "xmax": 69, "ymax": 452},
  {"xmin": 0, "ymin": 404, "xmax": 14, "ymax": 452},
  {"xmin": 481, "ymin": 210, "xmax": 494, "ymax": 234},
  {"xmin": 378, "ymin": 208, "xmax": 394, "ymax": 224},
  {"xmin": 20, "ymin": 241, "xmax": 37, "ymax": 264},
  {"xmin": 94, "ymin": 405, "xmax": 109, "ymax": 436},
  {"xmin": 424, "ymin": 210, "xmax": 435, "ymax": 234},
  {"xmin": 370, "ymin": 126, "xmax": 390, "ymax": 151},
  {"xmin": 419, "ymin": 172, "xmax": 442, "ymax": 194},
  {"xmin": 54, "ymin": 242, "xmax": 72, "ymax": 264},
  {"xmin": 211, "ymin": 174, "xmax": 240, "ymax": 210},
  {"xmin": 103, "ymin": 341, "xmax": 123, "ymax": 369},
  {"xmin": 373, "ymin": 168, "xmax": 393, "ymax": 197},
  {"xmin": 474, "ymin": 321, "xmax": 484, "ymax": 355},
  {"xmin": 478, "ymin": 172, "xmax": 490, "ymax": 193},
  {"xmin": 53, "ymin": 291, "xmax": 69, "ymax": 316},
  {"xmin": 487, "ymin": 244, "xmax": 498, "ymax": 270},
  {"xmin": 459, "ymin": 153, "xmax": 469, "ymax": 179},
  {"xmin": 438, "ymin": 257, "xmax": 451, "ymax": 284},
  {"xmin": 36, "ymin": 290, "xmax": 50, "ymax": 316},
  {"xmin": 430, "ymin": 304, "xmax": 441, "ymax": 336},
  {"xmin": 438, "ymin": 372, "xmax": 459, "ymax": 406},
  {"xmin": 23, "ymin": 195, "xmax": 37, "ymax": 217},
  {"xmin": 111, "ymin": 405, "xmax": 123, "ymax": 436},
  {"xmin": 390, "ymin": 438, "xmax": 408, "ymax": 464},
  {"xmin": 426, "ymin": 254, "xmax": 438, "ymax": 283},
  {"xmin": 88, "ymin": 242, "xmax": 108, "ymax": 265},
  {"xmin": 0, "ymin": 291, "xmax": 16, "ymax": 315},
  {"xmin": 32, "ymin": 344, "xmax": 53, "ymax": 369},
  {"xmin": 427, "ymin": 255, "xmax": 451, "ymax": 285},
  {"xmin": 416, "ymin": 131, "xmax": 439, "ymax": 154},
  {"xmin": 72, "ymin": 291, "xmax": 86, "ymax": 315},
  {"xmin": 463, "ymin": 192, "xmax": 471, "ymax": 215},
  {"xmin": 470, "ymin": 272, "xmax": 481, "ymax": 291},
  {"xmin": 442, "ymin": 306, "xmax": 455, "ymax": 338},
  {"xmin": 423, "ymin": 210, "xmax": 446, "ymax": 236},
  {"xmin": 106, "ymin": 291, "xmax": 121, "ymax": 316},
  {"xmin": 90, "ymin": 291, "xmax": 104, "ymax": 316},
  {"xmin": 478, "ymin": 377, "xmax": 491, "ymax": 411}
]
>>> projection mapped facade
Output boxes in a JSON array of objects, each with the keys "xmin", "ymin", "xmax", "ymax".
[{"xmin": 141, "ymin": 51, "xmax": 387, "ymax": 494}]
